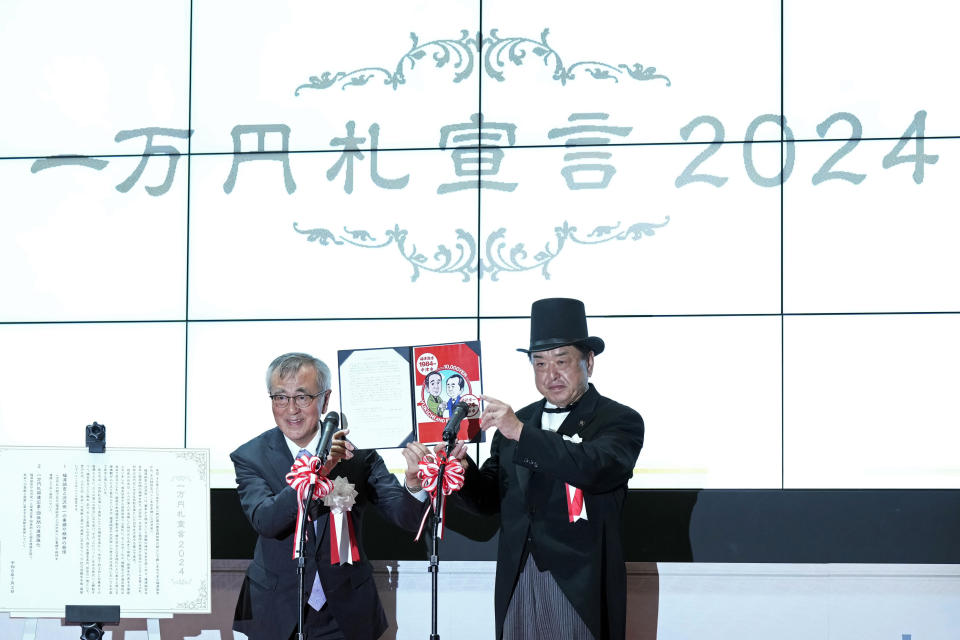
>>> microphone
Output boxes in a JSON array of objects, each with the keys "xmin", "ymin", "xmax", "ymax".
[
  {"xmin": 316, "ymin": 411, "xmax": 340, "ymax": 465},
  {"xmin": 442, "ymin": 401, "xmax": 470, "ymax": 443}
]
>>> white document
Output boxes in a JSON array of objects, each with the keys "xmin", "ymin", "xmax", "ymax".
[
  {"xmin": 0, "ymin": 447, "xmax": 210, "ymax": 618},
  {"xmin": 338, "ymin": 348, "xmax": 415, "ymax": 449}
]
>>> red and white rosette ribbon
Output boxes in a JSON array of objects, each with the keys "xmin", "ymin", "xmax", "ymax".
[
  {"xmin": 285, "ymin": 455, "xmax": 334, "ymax": 559},
  {"xmin": 414, "ymin": 451, "xmax": 465, "ymax": 540},
  {"xmin": 565, "ymin": 483, "xmax": 587, "ymax": 522},
  {"xmin": 323, "ymin": 476, "xmax": 360, "ymax": 565}
]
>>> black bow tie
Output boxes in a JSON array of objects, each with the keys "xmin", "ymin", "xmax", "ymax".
[{"xmin": 543, "ymin": 403, "xmax": 576, "ymax": 414}]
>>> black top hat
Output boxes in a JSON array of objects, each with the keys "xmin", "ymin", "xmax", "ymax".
[{"xmin": 517, "ymin": 298, "xmax": 605, "ymax": 355}]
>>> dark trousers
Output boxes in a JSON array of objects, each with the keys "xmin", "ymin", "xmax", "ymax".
[{"xmin": 288, "ymin": 603, "xmax": 345, "ymax": 640}]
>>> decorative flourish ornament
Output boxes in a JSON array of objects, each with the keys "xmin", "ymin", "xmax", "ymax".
[
  {"xmin": 293, "ymin": 223, "xmax": 477, "ymax": 282},
  {"xmin": 295, "ymin": 28, "xmax": 670, "ymax": 94},
  {"xmin": 294, "ymin": 217, "xmax": 670, "ymax": 282}
]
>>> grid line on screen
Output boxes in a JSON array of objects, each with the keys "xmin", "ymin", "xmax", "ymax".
[{"xmin": 780, "ymin": 0, "xmax": 785, "ymax": 488}]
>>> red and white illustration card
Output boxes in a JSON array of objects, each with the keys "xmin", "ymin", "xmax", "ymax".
[{"xmin": 413, "ymin": 342, "xmax": 482, "ymax": 443}]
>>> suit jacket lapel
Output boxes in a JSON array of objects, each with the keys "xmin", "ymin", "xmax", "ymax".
[
  {"xmin": 557, "ymin": 384, "xmax": 600, "ymax": 439},
  {"xmin": 315, "ymin": 472, "xmax": 333, "ymax": 562},
  {"xmin": 266, "ymin": 427, "xmax": 295, "ymax": 490}
]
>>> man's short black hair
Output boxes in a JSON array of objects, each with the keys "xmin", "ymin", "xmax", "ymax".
[{"xmin": 527, "ymin": 343, "xmax": 592, "ymax": 363}]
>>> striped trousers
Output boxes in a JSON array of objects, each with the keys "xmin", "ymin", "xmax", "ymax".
[{"xmin": 503, "ymin": 554, "xmax": 595, "ymax": 640}]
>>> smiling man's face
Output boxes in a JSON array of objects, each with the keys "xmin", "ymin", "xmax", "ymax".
[{"xmin": 270, "ymin": 364, "xmax": 329, "ymax": 448}]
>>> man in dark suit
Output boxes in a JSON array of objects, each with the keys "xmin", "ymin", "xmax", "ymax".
[
  {"xmin": 231, "ymin": 352, "xmax": 430, "ymax": 640},
  {"xmin": 451, "ymin": 298, "xmax": 644, "ymax": 640},
  {"xmin": 424, "ymin": 370, "xmax": 444, "ymax": 417},
  {"xmin": 442, "ymin": 373, "xmax": 465, "ymax": 418}
]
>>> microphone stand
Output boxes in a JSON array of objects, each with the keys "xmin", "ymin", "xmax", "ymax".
[
  {"xmin": 296, "ymin": 451, "xmax": 327, "ymax": 640},
  {"xmin": 428, "ymin": 431, "xmax": 459, "ymax": 640}
]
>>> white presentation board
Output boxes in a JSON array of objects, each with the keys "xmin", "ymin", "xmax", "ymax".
[{"xmin": 0, "ymin": 447, "xmax": 210, "ymax": 618}]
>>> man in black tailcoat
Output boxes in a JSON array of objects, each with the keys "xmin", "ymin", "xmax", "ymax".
[{"xmin": 451, "ymin": 298, "xmax": 644, "ymax": 640}]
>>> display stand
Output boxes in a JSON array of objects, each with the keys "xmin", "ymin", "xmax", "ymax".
[
  {"xmin": 20, "ymin": 618, "xmax": 36, "ymax": 640},
  {"xmin": 64, "ymin": 604, "xmax": 119, "ymax": 640}
]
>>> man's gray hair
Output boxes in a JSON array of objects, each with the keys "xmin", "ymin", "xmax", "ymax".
[{"xmin": 266, "ymin": 352, "xmax": 332, "ymax": 392}]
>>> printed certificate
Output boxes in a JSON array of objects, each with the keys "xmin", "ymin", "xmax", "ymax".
[{"xmin": 338, "ymin": 341, "xmax": 482, "ymax": 448}]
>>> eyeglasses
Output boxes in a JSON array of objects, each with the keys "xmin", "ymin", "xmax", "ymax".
[{"xmin": 269, "ymin": 393, "xmax": 323, "ymax": 409}]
